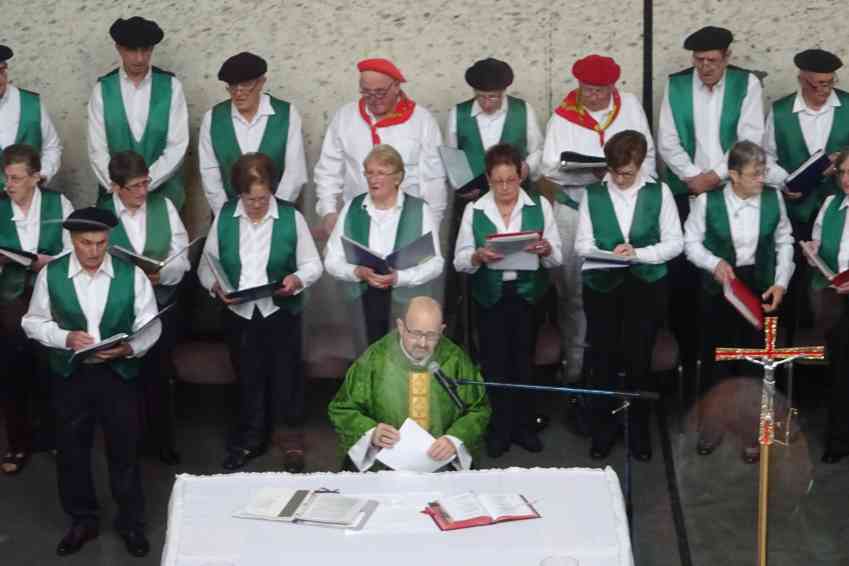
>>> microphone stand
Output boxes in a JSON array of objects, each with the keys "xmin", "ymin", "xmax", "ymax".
[{"xmin": 450, "ymin": 377, "xmax": 660, "ymax": 530}]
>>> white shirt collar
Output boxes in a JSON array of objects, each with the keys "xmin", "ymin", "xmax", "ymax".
[
  {"xmin": 695, "ymin": 70, "xmax": 725, "ymax": 93},
  {"xmin": 113, "ymin": 193, "xmax": 146, "ymax": 218},
  {"xmin": 69, "ymin": 250, "xmax": 115, "ymax": 279},
  {"xmin": 234, "ymin": 194, "xmax": 279, "ymax": 223},
  {"xmin": 363, "ymin": 189, "xmax": 405, "ymax": 212},
  {"xmin": 470, "ymin": 98, "xmax": 508, "ymax": 119},
  {"xmin": 792, "ymin": 89, "xmax": 841, "ymax": 114},
  {"xmin": 839, "ymin": 196, "xmax": 849, "ymax": 211},
  {"xmin": 119, "ymin": 66, "xmax": 152, "ymax": 88},
  {"xmin": 231, "ymin": 93, "xmax": 274, "ymax": 124},
  {"xmin": 473, "ymin": 187, "xmax": 536, "ymax": 210},
  {"xmin": 10, "ymin": 186, "xmax": 41, "ymax": 222}
]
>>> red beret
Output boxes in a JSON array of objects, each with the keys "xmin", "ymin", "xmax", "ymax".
[
  {"xmin": 357, "ymin": 58, "xmax": 406, "ymax": 82},
  {"xmin": 572, "ymin": 55, "xmax": 621, "ymax": 86}
]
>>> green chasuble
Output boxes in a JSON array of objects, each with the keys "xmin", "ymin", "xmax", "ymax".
[
  {"xmin": 210, "ymin": 95, "xmax": 290, "ymax": 200},
  {"xmin": 772, "ymin": 89, "xmax": 849, "ymax": 224},
  {"xmin": 0, "ymin": 189, "xmax": 64, "ymax": 302},
  {"xmin": 702, "ymin": 187, "xmax": 781, "ymax": 295},
  {"xmin": 45, "ymin": 253, "xmax": 140, "ymax": 381},
  {"xmin": 813, "ymin": 194, "xmax": 847, "ymax": 289},
  {"xmin": 343, "ymin": 192, "xmax": 430, "ymax": 303},
  {"xmin": 582, "ymin": 181, "xmax": 668, "ymax": 293},
  {"xmin": 217, "ymin": 197, "xmax": 302, "ymax": 313},
  {"xmin": 0, "ymin": 89, "xmax": 42, "ymax": 191},
  {"xmin": 471, "ymin": 192, "xmax": 550, "ymax": 308},
  {"xmin": 327, "ymin": 331, "xmax": 491, "ymax": 466},
  {"xmin": 665, "ymin": 66, "xmax": 751, "ymax": 196},
  {"xmin": 98, "ymin": 67, "xmax": 185, "ymax": 209}
]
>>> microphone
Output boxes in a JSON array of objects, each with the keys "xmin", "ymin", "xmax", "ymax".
[{"xmin": 427, "ymin": 361, "xmax": 467, "ymax": 412}]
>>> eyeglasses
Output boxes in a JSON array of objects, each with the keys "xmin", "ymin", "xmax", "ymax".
[
  {"xmin": 402, "ymin": 321, "xmax": 442, "ymax": 343},
  {"xmin": 0, "ymin": 64, "xmax": 7, "ymax": 76},
  {"xmin": 802, "ymin": 75, "xmax": 837, "ymax": 92},
  {"xmin": 474, "ymin": 91, "xmax": 503, "ymax": 103},
  {"xmin": 364, "ymin": 170, "xmax": 399, "ymax": 179},
  {"xmin": 609, "ymin": 168, "xmax": 638, "ymax": 180},
  {"xmin": 226, "ymin": 79, "xmax": 260, "ymax": 94},
  {"xmin": 121, "ymin": 178, "xmax": 151, "ymax": 191},
  {"xmin": 741, "ymin": 168, "xmax": 766, "ymax": 180},
  {"xmin": 489, "ymin": 176, "xmax": 520, "ymax": 189},
  {"xmin": 4, "ymin": 173, "xmax": 34, "ymax": 184},
  {"xmin": 359, "ymin": 84, "xmax": 395, "ymax": 100},
  {"xmin": 580, "ymin": 84, "xmax": 613, "ymax": 97}
]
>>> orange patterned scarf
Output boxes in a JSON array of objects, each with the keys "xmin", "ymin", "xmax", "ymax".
[
  {"xmin": 554, "ymin": 88, "xmax": 622, "ymax": 146},
  {"xmin": 358, "ymin": 92, "xmax": 417, "ymax": 145}
]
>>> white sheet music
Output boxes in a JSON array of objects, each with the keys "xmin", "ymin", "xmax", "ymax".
[{"xmin": 376, "ymin": 418, "xmax": 454, "ymax": 472}]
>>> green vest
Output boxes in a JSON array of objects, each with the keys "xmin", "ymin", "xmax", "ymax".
[
  {"xmin": 702, "ymin": 187, "xmax": 781, "ymax": 294},
  {"xmin": 772, "ymin": 89, "xmax": 849, "ymax": 224},
  {"xmin": 46, "ymin": 253, "xmax": 140, "ymax": 380},
  {"xmin": 456, "ymin": 96, "xmax": 528, "ymax": 182},
  {"xmin": 0, "ymin": 189, "xmax": 64, "ymax": 302},
  {"xmin": 98, "ymin": 67, "xmax": 185, "ymax": 209},
  {"xmin": 471, "ymin": 192, "xmax": 550, "ymax": 307},
  {"xmin": 813, "ymin": 194, "xmax": 847, "ymax": 289},
  {"xmin": 210, "ymin": 95, "xmax": 290, "ymax": 200},
  {"xmin": 582, "ymin": 182, "xmax": 668, "ymax": 292},
  {"xmin": 99, "ymin": 192, "xmax": 172, "ymax": 260},
  {"xmin": 343, "ymin": 192, "xmax": 429, "ymax": 303},
  {"xmin": 217, "ymin": 198, "xmax": 302, "ymax": 313},
  {"xmin": 665, "ymin": 66, "xmax": 751, "ymax": 195},
  {"xmin": 0, "ymin": 89, "xmax": 42, "ymax": 191}
]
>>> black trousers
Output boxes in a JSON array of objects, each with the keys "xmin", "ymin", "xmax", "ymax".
[
  {"xmin": 140, "ymin": 303, "xmax": 178, "ymax": 453},
  {"xmin": 822, "ymin": 292, "xmax": 849, "ymax": 450},
  {"xmin": 349, "ymin": 287, "xmax": 403, "ymax": 355},
  {"xmin": 668, "ymin": 194, "xmax": 701, "ymax": 372},
  {"xmin": 476, "ymin": 283, "xmax": 540, "ymax": 444},
  {"xmin": 224, "ymin": 307, "xmax": 304, "ymax": 452},
  {"xmin": 52, "ymin": 364, "xmax": 143, "ymax": 530},
  {"xmin": 583, "ymin": 274, "xmax": 667, "ymax": 441}
]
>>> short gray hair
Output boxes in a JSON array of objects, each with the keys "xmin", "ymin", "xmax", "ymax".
[{"xmin": 728, "ymin": 140, "xmax": 766, "ymax": 174}]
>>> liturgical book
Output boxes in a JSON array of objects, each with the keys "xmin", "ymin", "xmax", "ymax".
[
  {"xmin": 205, "ymin": 253, "xmax": 283, "ymax": 301},
  {"xmin": 424, "ymin": 492, "xmax": 540, "ymax": 531},
  {"xmin": 234, "ymin": 488, "xmax": 378, "ymax": 530},
  {"xmin": 110, "ymin": 237, "xmax": 203, "ymax": 274},
  {"xmin": 0, "ymin": 245, "xmax": 38, "ymax": 267},
  {"xmin": 784, "ymin": 149, "xmax": 831, "ymax": 195},
  {"xmin": 341, "ymin": 232, "xmax": 435, "ymax": 276},
  {"xmin": 723, "ymin": 279, "xmax": 765, "ymax": 329},
  {"xmin": 485, "ymin": 230, "xmax": 540, "ymax": 271},
  {"xmin": 800, "ymin": 240, "xmax": 849, "ymax": 287}
]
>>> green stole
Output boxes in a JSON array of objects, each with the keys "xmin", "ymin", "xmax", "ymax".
[
  {"xmin": 46, "ymin": 253, "xmax": 139, "ymax": 380},
  {"xmin": 456, "ymin": 96, "xmax": 528, "ymax": 186},
  {"xmin": 772, "ymin": 89, "xmax": 849, "ymax": 223},
  {"xmin": 471, "ymin": 192, "xmax": 549, "ymax": 307},
  {"xmin": 582, "ymin": 181, "xmax": 667, "ymax": 292},
  {"xmin": 813, "ymin": 194, "xmax": 847, "ymax": 289},
  {"xmin": 98, "ymin": 67, "xmax": 185, "ymax": 209},
  {"xmin": 665, "ymin": 66, "xmax": 751, "ymax": 195},
  {"xmin": 343, "ymin": 192, "xmax": 427, "ymax": 303},
  {"xmin": 0, "ymin": 189, "xmax": 64, "ymax": 302},
  {"xmin": 0, "ymin": 89, "xmax": 42, "ymax": 191},
  {"xmin": 217, "ymin": 198, "xmax": 301, "ymax": 313},
  {"xmin": 702, "ymin": 187, "xmax": 781, "ymax": 294},
  {"xmin": 210, "ymin": 95, "xmax": 290, "ymax": 200}
]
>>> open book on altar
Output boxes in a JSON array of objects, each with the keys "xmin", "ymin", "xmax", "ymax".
[
  {"xmin": 723, "ymin": 278, "xmax": 765, "ymax": 330},
  {"xmin": 0, "ymin": 245, "xmax": 38, "ymax": 268},
  {"xmin": 485, "ymin": 230, "xmax": 540, "ymax": 271},
  {"xmin": 110, "ymin": 237, "xmax": 203, "ymax": 274},
  {"xmin": 559, "ymin": 151, "xmax": 607, "ymax": 171},
  {"xmin": 423, "ymin": 491, "xmax": 540, "ymax": 531},
  {"xmin": 784, "ymin": 149, "xmax": 832, "ymax": 195},
  {"xmin": 234, "ymin": 488, "xmax": 378, "ymax": 530},
  {"xmin": 341, "ymin": 232, "xmax": 435, "ymax": 276},
  {"xmin": 438, "ymin": 146, "xmax": 488, "ymax": 195},
  {"xmin": 800, "ymin": 240, "xmax": 849, "ymax": 287},
  {"xmin": 69, "ymin": 302, "xmax": 175, "ymax": 364},
  {"xmin": 205, "ymin": 253, "xmax": 283, "ymax": 302}
]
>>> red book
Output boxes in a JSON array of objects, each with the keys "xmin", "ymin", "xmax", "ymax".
[
  {"xmin": 800, "ymin": 241, "xmax": 849, "ymax": 287},
  {"xmin": 423, "ymin": 492, "xmax": 540, "ymax": 531},
  {"xmin": 723, "ymin": 279, "xmax": 765, "ymax": 330}
]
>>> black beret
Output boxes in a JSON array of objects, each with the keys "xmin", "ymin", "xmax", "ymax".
[
  {"xmin": 465, "ymin": 58, "xmax": 514, "ymax": 91},
  {"xmin": 62, "ymin": 207, "xmax": 118, "ymax": 233},
  {"xmin": 109, "ymin": 17, "xmax": 164, "ymax": 48},
  {"xmin": 0, "ymin": 45, "xmax": 12, "ymax": 63},
  {"xmin": 683, "ymin": 26, "xmax": 734, "ymax": 51},
  {"xmin": 218, "ymin": 52, "xmax": 268, "ymax": 84},
  {"xmin": 794, "ymin": 49, "xmax": 843, "ymax": 73}
]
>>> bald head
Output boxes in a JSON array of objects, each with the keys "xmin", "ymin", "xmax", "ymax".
[{"xmin": 397, "ymin": 297, "xmax": 445, "ymax": 362}]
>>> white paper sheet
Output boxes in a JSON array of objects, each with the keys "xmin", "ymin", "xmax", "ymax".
[{"xmin": 376, "ymin": 418, "xmax": 454, "ymax": 472}]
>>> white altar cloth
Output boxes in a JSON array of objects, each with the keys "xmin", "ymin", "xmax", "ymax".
[{"xmin": 161, "ymin": 466, "xmax": 633, "ymax": 566}]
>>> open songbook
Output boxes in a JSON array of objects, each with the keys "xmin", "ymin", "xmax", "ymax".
[
  {"xmin": 800, "ymin": 240, "xmax": 849, "ymax": 287},
  {"xmin": 485, "ymin": 231, "xmax": 540, "ymax": 271},
  {"xmin": 438, "ymin": 146, "xmax": 488, "ymax": 195},
  {"xmin": 205, "ymin": 253, "xmax": 283, "ymax": 302},
  {"xmin": 0, "ymin": 245, "xmax": 38, "ymax": 268},
  {"xmin": 582, "ymin": 249, "xmax": 641, "ymax": 270},
  {"xmin": 785, "ymin": 149, "xmax": 832, "ymax": 195},
  {"xmin": 110, "ymin": 237, "xmax": 203, "ymax": 274},
  {"xmin": 723, "ymin": 278, "xmax": 765, "ymax": 330},
  {"xmin": 69, "ymin": 302, "xmax": 175, "ymax": 364},
  {"xmin": 342, "ymin": 232, "xmax": 435, "ymax": 276},
  {"xmin": 234, "ymin": 488, "xmax": 378, "ymax": 530},
  {"xmin": 423, "ymin": 491, "xmax": 540, "ymax": 531},
  {"xmin": 559, "ymin": 151, "xmax": 607, "ymax": 171}
]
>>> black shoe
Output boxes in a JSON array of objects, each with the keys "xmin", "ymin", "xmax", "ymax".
[
  {"xmin": 118, "ymin": 529, "xmax": 150, "ymax": 557},
  {"xmin": 283, "ymin": 449, "xmax": 305, "ymax": 473},
  {"xmin": 512, "ymin": 430, "xmax": 543, "ymax": 453},
  {"xmin": 159, "ymin": 447, "xmax": 181, "ymax": 466},
  {"xmin": 56, "ymin": 524, "xmax": 99, "ymax": 556},
  {"xmin": 696, "ymin": 435, "xmax": 722, "ymax": 456},
  {"xmin": 222, "ymin": 448, "xmax": 262, "ymax": 471},
  {"xmin": 822, "ymin": 442, "xmax": 849, "ymax": 464},
  {"xmin": 590, "ymin": 431, "xmax": 616, "ymax": 460}
]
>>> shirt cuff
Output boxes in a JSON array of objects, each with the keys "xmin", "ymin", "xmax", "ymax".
[
  {"xmin": 49, "ymin": 328, "xmax": 72, "ymax": 351},
  {"xmin": 348, "ymin": 428, "xmax": 379, "ymax": 471},
  {"xmin": 446, "ymin": 435, "xmax": 472, "ymax": 470}
]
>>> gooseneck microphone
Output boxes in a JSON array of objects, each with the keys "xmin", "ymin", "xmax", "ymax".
[{"xmin": 427, "ymin": 361, "xmax": 467, "ymax": 412}]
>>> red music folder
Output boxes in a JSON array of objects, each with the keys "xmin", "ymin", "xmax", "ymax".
[{"xmin": 723, "ymin": 279, "xmax": 765, "ymax": 329}]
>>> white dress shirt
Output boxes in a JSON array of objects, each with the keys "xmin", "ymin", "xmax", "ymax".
[
  {"xmin": 684, "ymin": 184, "xmax": 795, "ymax": 288},
  {"xmin": 112, "ymin": 194, "xmax": 190, "ymax": 287},
  {"xmin": 454, "ymin": 189, "xmax": 563, "ymax": 281},
  {"xmin": 446, "ymin": 98, "xmax": 544, "ymax": 179},
  {"xmin": 198, "ymin": 197, "xmax": 324, "ymax": 320},
  {"xmin": 313, "ymin": 100, "xmax": 448, "ymax": 226},
  {"xmin": 812, "ymin": 194, "xmax": 849, "ymax": 272},
  {"xmin": 540, "ymin": 91, "xmax": 656, "ymax": 205},
  {"xmin": 658, "ymin": 71, "xmax": 764, "ymax": 182},
  {"xmin": 22, "ymin": 251, "xmax": 161, "ymax": 357},
  {"xmin": 198, "ymin": 94, "xmax": 308, "ymax": 216},
  {"xmin": 0, "ymin": 84, "xmax": 63, "ymax": 183},
  {"xmin": 324, "ymin": 190, "xmax": 444, "ymax": 287},
  {"xmin": 575, "ymin": 174, "xmax": 683, "ymax": 266},
  {"xmin": 764, "ymin": 90, "xmax": 841, "ymax": 187},
  {"xmin": 87, "ymin": 67, "xmax": 189, "ymax": 191}
]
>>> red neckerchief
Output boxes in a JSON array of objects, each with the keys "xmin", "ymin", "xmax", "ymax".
[
  {"xmin": 554, "ymin": 88, "xmax": 622, "ymax": 146},
  {"xmin": 358, "ymin": 92, "xmax": 417, "ymax": 145}
]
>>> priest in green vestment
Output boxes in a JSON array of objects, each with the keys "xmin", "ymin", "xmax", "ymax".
[{"xmin": 328, "ymin": 296, "xmax": 490, "ymax": 471}]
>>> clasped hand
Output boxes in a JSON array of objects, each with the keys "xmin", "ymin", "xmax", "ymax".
[
  {"xmin": 355, "ymin": 266, "xmax": 397, "ymax": 289},
  {"xmin": 66, "ymin": 331, "xmax": 133, "ymax": 360}
]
